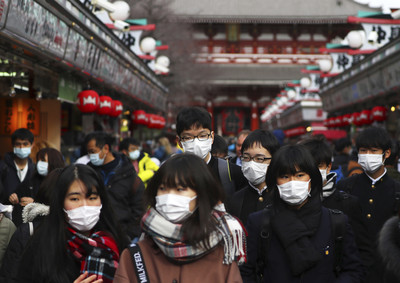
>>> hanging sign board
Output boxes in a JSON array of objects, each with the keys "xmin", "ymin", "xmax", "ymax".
[{"xmin": 0, "ymin": 98, "xmax": 40, "ymax": 136}]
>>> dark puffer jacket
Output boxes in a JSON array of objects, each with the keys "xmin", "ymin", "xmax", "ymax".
[
  {"xmin": 0, "ymin": 152, "xmax": 35, "ymax": 204},
  {"xmin": 378, "ymin": 216, "xmax": 400, "ymax": 283}
]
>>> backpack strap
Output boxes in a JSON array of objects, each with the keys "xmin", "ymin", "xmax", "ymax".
[
  {"xmin": 217, "ymin": 158, "xmax": 235, "ymax": 196},
  {"xmin": 128, "ymin": 243, "xmax": 150, "ymax": 283},
  {"xmin": 329, "ymin": 209, "xmax": 346, "ymax": 276},
  {"xmin": 256, "ymin": 205, "xmax": 272, "ymax": 282}
]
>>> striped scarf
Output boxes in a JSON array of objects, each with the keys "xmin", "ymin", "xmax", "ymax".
[
  {"xmin": 66, "ymin": 227, "xmax": 120, "ymax": 283},
  {"xmin": 141, "ymin": 206, "xmax": 246, "ymax": 265}
]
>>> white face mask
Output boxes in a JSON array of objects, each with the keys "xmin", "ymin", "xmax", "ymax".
[
  {"xmin": 182, "ymin": 138, "xmax": 212, "ymax": 159},
  {"xmin": 89, "ymin": 152, "xmax": 105, "ymax": 166},
  {"xmin": 358, "ymin": 153, "xmax": 384, "ymax": 174},
  {"xmin": 242, "ymin": 161, "xmax": 268, "ymax": 186},
  {"xmin": 155, "ymin": 194, "xmax": 197, "ymax": 223},
  {"xmin": 277, "ymin": 180, "xmax": 311, "ymax": 205},
  {"xmin": 129, "ymin": 149, "xmax": 140, "ymax": 160},
  {"xmin": 64, "ymin": 205, "xmax": 102, "ymax": 232},
  {"xmin": 37, "ymin": 161, "xmax": 48, "ymax": 176},
  {"xmin": 14, "ymin": 147, "xmax": 31, "ymax": 159},
  {"xmin": 319, "ymin": 169, "xmax": 327, "ymax": 183}
]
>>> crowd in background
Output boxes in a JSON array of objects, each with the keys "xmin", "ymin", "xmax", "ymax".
[{"xmin": 0, "ymin": 106, "xmax": 400, "ymax": 282}]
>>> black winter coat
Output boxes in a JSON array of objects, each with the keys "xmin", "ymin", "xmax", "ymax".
[
  {"xmin": 89, "ymin": 153, "xmax": 145, "ymax": 240},
  {"xmin": 0, "ymin": 152, "xmax": 35, "ymax": 204},
  {"xmin": 337, "ymin": 172, "xmax": 400, "ymax": 283},
  {"xmin": 241, "ymin": 207, "xmax": 364, "ymax": 283},
  {"xmin": 226, "ymin": 183, "xmax": 272, "ymax": 225},
  {"xmin": 378, "ymin": 216, "xmax": 400, "ymax": 283}
]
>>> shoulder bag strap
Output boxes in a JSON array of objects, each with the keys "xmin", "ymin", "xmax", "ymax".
[{"xmin": 128, "ymin": 243, "xmax": 150, "ymax": 283}]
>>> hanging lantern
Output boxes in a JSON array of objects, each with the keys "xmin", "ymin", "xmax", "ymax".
[
  {"xmin": 323, "ymin": 118, "xmax": 330, "ymax": 127},
  {"xmin": 133, "ymin": 110, "xmax": 148, "ymax": 125},
  {"xmin": 76, "ymin": 90, "xmax": 99, "ymax": 113},
  {"xmin": 352, "ymin": 112, "xmax": 362, "ymax": 126},
  {"xmin": 96, "ymin": 96, "xmax": 113, "ymax": 115},
  {"xmin": 359, "ymin": 110, "xmax": 372, "ymax": 125},
  {"xmin": 371, "ymin": 106, "xmax": 387, "ymax": 122},
  {"xmin": 342, "ymin": 114, "xmax": 352, "ymax": 126},
  {"xmin": 109, "ymin": 100, "xmax": 123, "ymax": 117},
  {"xmin": 334, "ymin": 116, "xmax": 342, "ymax": 127},
  {"xmin": 327, "ymin": 117, "xmax": 336, "ymax": 128}
]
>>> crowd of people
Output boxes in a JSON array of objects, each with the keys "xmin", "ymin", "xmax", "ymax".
[{"xmin": 0, "ymin": 106, "xmax": 400, "ymax": 282}]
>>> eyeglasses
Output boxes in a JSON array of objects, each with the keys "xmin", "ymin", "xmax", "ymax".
[
  {"xmin": 240, "ymin": 155, "xmax": 272, "ymax": 164},
  {"xmin": 180, "ymin": 133, "xmax": 212, "ymax": 143}
]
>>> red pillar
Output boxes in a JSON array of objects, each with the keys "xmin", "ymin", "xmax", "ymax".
[{"xmin": 251, "ymin": 101, "xmax": 259, "ymax": 130}]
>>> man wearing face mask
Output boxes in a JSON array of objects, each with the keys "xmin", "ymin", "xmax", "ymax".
[
  {"xmin": 85, "ymin": 132, "xmax": 145, "ymax": 241},
  {"xmin": 337, "ymin": 126, "xmax": 400, "ymax": 283},
  {"xmin": 300, "ymin": 136, "xmax": 373, "ymax": 271},
  {"xmin": 176, "ymin": 107, "xmax": 247, "ymax": 199},
  {"xmin": 0, "ymin": 128, "xmax": 35, "ymax": 205},
  {"xmin": 226, "ymin": 129, "xmax": 280, "ymax": 225},
  {"xmin": 119, "ymin": 137, "xmax": 159, "ymax": 187}
]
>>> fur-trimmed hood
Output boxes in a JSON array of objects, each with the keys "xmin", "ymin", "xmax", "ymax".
[
  {"xmin": 378, "ymin": 216, "xmax": 400, "ymax": 280},
  {"xmin": 22, "ymin": 202, "xmax": 49, "ymax": 223}
]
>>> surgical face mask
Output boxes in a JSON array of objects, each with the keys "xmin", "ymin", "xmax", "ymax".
[
  {"xmin": 89, "ymin": 151, "xmax": 105, "ymax": 166},
  {"xmin": 277, "ymin": 180, "xmax": 311, "ymax": 205},
  {"xmin": 358, "ymin": 153, "xmax": 384, "ymax": 174},
  {"xmin": 241, "ymin": 161, "xmax": 268, "ymax": 186},
  {"xmin": 37, "ymin": 161, "xmax": 48, "ymax": 176},
  {"xmin": 64, "ymin": 205, "xmax": 102, "ymax": 232},
  {"xmin": 319, "ymin": 169, "xmax": 327, "ymax": 183},
  {"xmin": 14, "ymin": 147, "xmax": 31, "ymax": 159},
  {"xmin": 155, "ymin": 194, "xmax": 197, "ymax": 223},
  {"xmin": 129, "ymin": 149, "xmax": 140, "ymax": 160},
  {"xmin": 182, "ymin": 138, "xmax": 212, "ymax": 159}
]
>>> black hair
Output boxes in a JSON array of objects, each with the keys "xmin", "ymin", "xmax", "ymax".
[
  {"xmin": 176, "ymin": 107, "xmax": 212, "ymax": 136},
  {"xmin": 35, "ymin": 168, "xmax": 63, "ymax": 205},
  {"xmin": 119, "ymin": 137, "xmax": 140, "ymax": 151},
  {"xmin": 11, "ymin": 128, "xmax": 34, "ymax": 145},
  {"xmin": 386, "ymin": 140, "xmax": 399, "ymax": 166},
  {"xmin": 299, "ymin": 136, "xmax": 332, "ymax": 166},
  {"xmin": 211, "ymin": 134, "xmax": 228, "ymax": 157},
  {"xmin": 145, "ymin": 154, "xmax": 223, "ymax": 248},
  {"xmin": 37, "ymin": 148, "xmax": 65, "ymax": 173},
  {"xmin": 334, "ymin": 137, "xmax": 352, "ymax": 153},
  {"xmin": 266, "ymin": 144, "xmax": 323, "ymax": 198},
  {"xmin": 31, "ymin": 164, "xmax": 126, "ymax": 282},
  {"xmin": 356, "ymin": 126, "xmax": 391, "ymax": 151},
  {"xmin": 84, "ymin": 132, "xmax": 113, "ymax": 149},
  {"xmin": 241, "ymin": 129, "xmax": 280, "ymax": 156}
]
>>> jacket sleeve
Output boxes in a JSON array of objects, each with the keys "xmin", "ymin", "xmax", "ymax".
[
  {"xmin": 0, "ymin": 216, "xmax": 16, "ymax": 267},
  {"xmin": 239, "ymin": 212, "xmax": 260, "ymax": 283},
  {"xmin": 114, "ymin": 248, "xmax": 137, "ymax": 283},
  {"xmin": 127, "ymin": 175, "xmax": 145, "ymax": 239},
  {"xmin": 335, "ymin": 218, "xmax": 366, "ymax": 283}
]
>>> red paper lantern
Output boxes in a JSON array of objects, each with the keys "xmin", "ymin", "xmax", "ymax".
[
  {"xmin": 109, "ymin": 100, "xmax": 123, "ymax": 117},
  {"xmin": 76, "ymin": 90, "xmax": 99, "ymax": 113},
  {"xmin": 334, "ymin": 116, "xmax": 343, "ymax": 127},
  {"xmin": 327, "ymin": 117, "xmax": 335, "ymax": 128},
  {"xmin": 359, "ymin": 110, "xmax": 372, "ymax": 125},
  {"xmin": 96, "ymin": 96, "xmax": 113, "ymax": 115},
  {"xmin": 133, "ymin": 110, "xmax": 148, "ymax": 125},
  {"xmin": 323, "ymin": 119, "xmax": 329, "ymax": 127},
  {"xmin": 371, "ymin": 106, "xmax": 387, "ymax": 122},
  {"xmin": 352, "ymin": 112, "xmax": 361, "ymax": 126},
  {"xmin": 342, "ymin": 114, "xmax": 352, "ymax": 126}
]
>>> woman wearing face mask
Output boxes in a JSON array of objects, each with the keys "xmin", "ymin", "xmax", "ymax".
[
  {"xmin": 10, "ymin": 148, "xmax": 65, "ymax": 227},
  {"xmin": 17, "ymin": 164, "xmax": 127, "ymax": 283},
  {"xmin": 226, "ymin": 129, "xmax": 280, "ymax": 225},
  {"xmin": 114, "ymin": 154, "xmax": 246, "ymax": 283},
  {"xmin": 240, "ymin": 144, "xmax": 364, "ymax": 283}
]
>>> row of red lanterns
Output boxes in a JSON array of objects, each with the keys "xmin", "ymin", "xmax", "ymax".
[
  {"xmin": 132, "ymin": 110, "xmax": 166, "ymax": 129},
  {"xmin": 76, "ymin": 90, "xmax": 123, "ymax": 117},
  {"xmin": 324, "ymin": 106, "xmax": 387, "ymax": 128}
]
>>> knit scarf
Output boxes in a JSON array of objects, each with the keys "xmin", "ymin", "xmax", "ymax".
[
  {"xmin": 141, "ymin": 207, "xmax": 246, "ymax": 265},
  {"xmin": 272, "ymin": 194, "xmax": 323, "ymax": 276},
  {"xmin": 66, "ymin": 227, "xmax": 120, "ymax": 283}
]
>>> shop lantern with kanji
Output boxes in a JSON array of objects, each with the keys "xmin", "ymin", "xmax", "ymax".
[
  {"xmin": 109, "ymin": 100, "xmax": 123, "ymax": 117},
  {"xmin": 342, "ymin": 114, "xmax": 352, "ymax": 126},
  {"xmin": 133, "ymin": 110, "xmax": 148, "ymax": 125},
  {"xmin": 96, "ymin": 96, "xmax": 113, "ymax": 115},
  {"xmin": 359, "ymin": 110, "xmax": 372, "ymax": 125},
  {"xmin": 76, "ymin": 90, "xmax": 99, "ymax": 113},
  {"xmin": 147, "ymin": 114, "xmax": 165, "ymax": 129},
  {"xmin": 371, "ymin": 106, "xmax": 387, "ymax": 122},
  {"xmin": 352, "ymin": 112, "xmax": 362, "ymax": 126}
]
